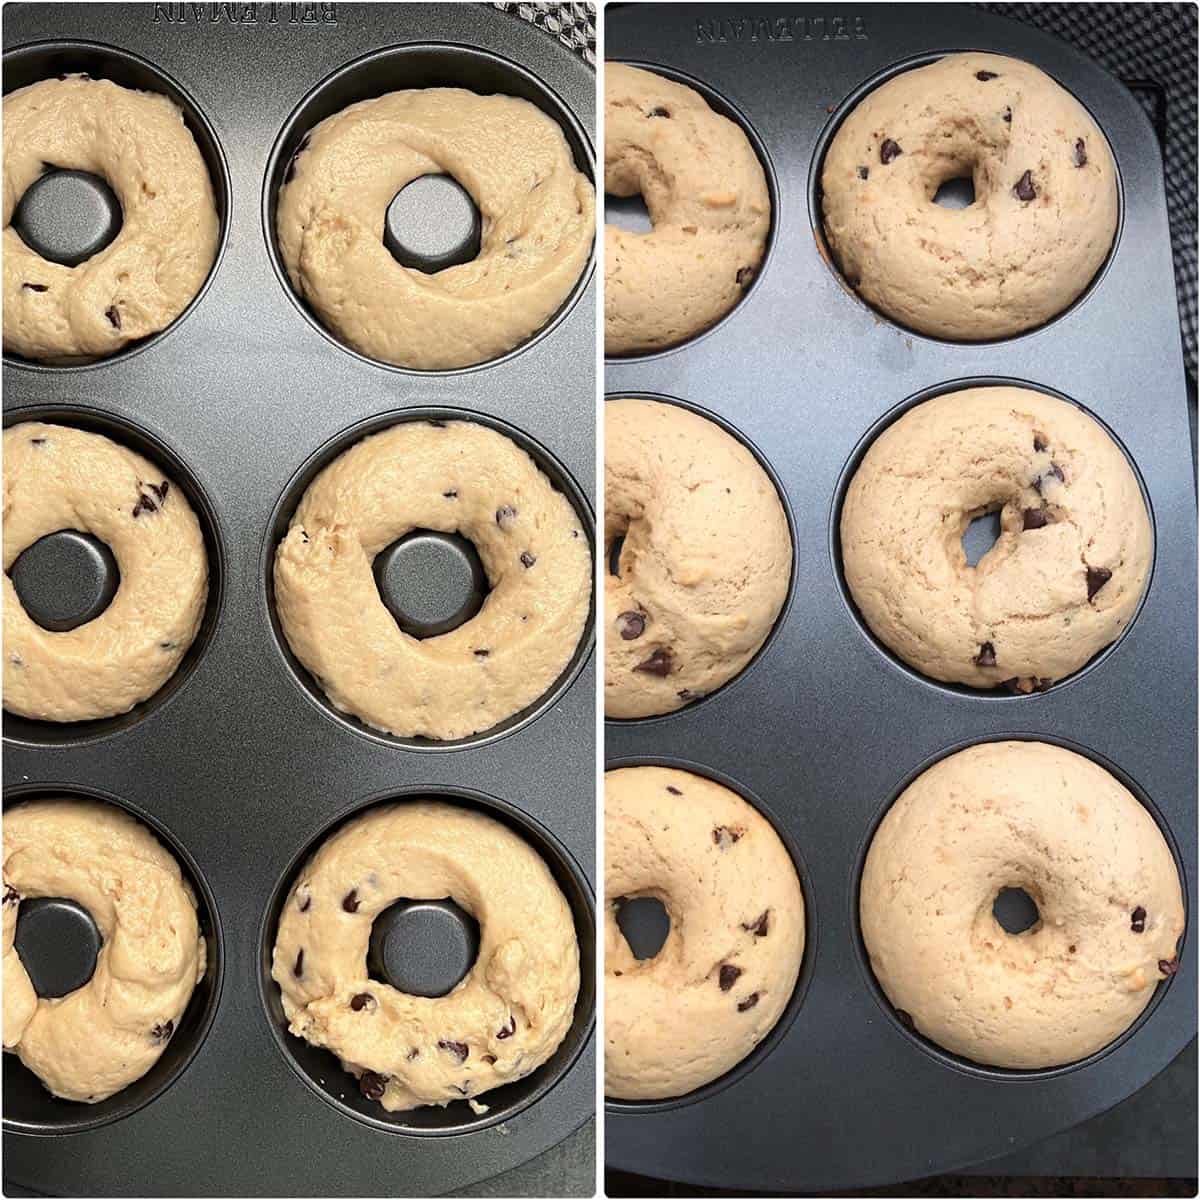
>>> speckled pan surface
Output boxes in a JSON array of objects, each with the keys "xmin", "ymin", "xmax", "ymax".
[
  {"xmin": 605, "ymin": 3, "xmax": 1195, "ymax": 1192},
  {"xmin": 2, "ymin": 3, "xmax": 595, "ymax": 1195}
]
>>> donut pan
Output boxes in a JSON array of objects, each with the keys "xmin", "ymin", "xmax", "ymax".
[
  {"xmin": 2, "ymin": 3, "xmax": 595, "ymax": 1195},
  {"xmin": 604, "ymin": 3, "xmax": 1197, "ymax": 1191}
]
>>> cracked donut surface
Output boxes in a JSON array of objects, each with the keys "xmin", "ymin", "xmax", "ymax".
[
  {"xmin": 861, "ymin": 741, "xmax": 1185, "ymax": 1069},
  {"xmin": 605, "ymin": 399, "xmax": 790, "ymax": 718},
  {"xmin": 821, "ymin": 53, "xmax": 1117, "ymax": 339},
  {"xmin": 840, "ymin": 386, "xmax": 1151, "ymax": 691},
  {"xmin": 3, "ymin": 422, "xmax": 208, "ymax": 722},
  {"xmin": 274, "ymin": 419, "xmax": 591, "ymax": 740},
  {"xmin": 605, "ymin": 63, "xmax": 770, "ymax": 354},
  {"xmin": 276, "ymin": 88, "xmax": 594, "ymax": 369},
  {"xmin": 3, "ymin": 75, "xmax": 219, "ymax": 362},
  {"xmin": 271, "ymin": 801, "xmax": 580, "ymax": 1113},
  {"xmin": 605, "ymin": 767, "xmax": 804, "ymax": 1100},
  {"xmin": 3, "ymin": 798, "xmax": 206, "ymax": 1102}
]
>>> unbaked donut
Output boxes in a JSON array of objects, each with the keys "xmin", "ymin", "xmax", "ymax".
[
  {"xmin": 605, "ymin": 767, "xmax": 804, "ymax": 1100},
  {"xmin": 605, "ymin": 398, "xmax": 790, "ymax": 718},
  {"xmin": 273, "ymin": 419, "xmax": 591, "ymax": 740},
  {"xmin": 840, "ymin": 386, "xmax": 1151, "ymax": 692},
  {"xmin": 605, "ymin": 63, "xmax": 770, "ymax": 355},
  {"xmin": 3, "ymin": 422, "xmax": 209, "ymax": 722},
  {"xmin": 3, "ymin": 798, "xmax": 207, "ymax": 1102},
  {"xmin": 3, "ymin": 75, "xmax": 219, "ymax": 362},
  {"xmin": 861, "ymin": 741, "xmax": 1185, "ymax": 1069},
  {"xmin": 272, "ymin": 801, "xmax": 580, "ymax": 1112},
  {"xmin": 276, "ymin": 88, "xmax": 594, "ymax": 369},
  {"xmin": 821, "ymin": 53, "xmax": 1117, "ymax": 340}
]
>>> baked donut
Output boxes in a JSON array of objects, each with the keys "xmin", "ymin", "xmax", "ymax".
[
  {"xmin": 3, "ymin": 422, "xmax": 209, "ymax": 722},
  {"xmin": 821, "ymin": 53, "xmax": 1117, "ymax": 340},
  {"xmin": 605, "ymin": 64, "xmax": 770, "ymax": 355},
  {"xmin": 3, "ymin": 75, "xmax": 219, "ymax": 362},
  {"xmin": 605, "ymin": 398, "xmax": 790, "ymax": 718},
  {"xmin": 274, "ymin": 419, "xmax": 591, "ymax": 740},
  {"xmin": 605, "ymin": 767, "xmax": 804, "ymax": 1100},
  {"xmin": 840, "ymin": 386, "xmax": 1151, "ymax": 692},
  {"xmin": 276, "ymin": 88, "xmax": 594, "ymax": 370},
  {"xmin": 272, "ymin": 801, "xmax": 580, "ymax": 1112},
  {"xmin": 861, "ymin": 741, "xmax": 1185, "ymax": 1069},
  {"xmin": 3, "ymin": 798, "xmax": 207, "ymax": 1102}
]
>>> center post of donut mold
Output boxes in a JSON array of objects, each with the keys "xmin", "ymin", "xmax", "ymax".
[
  {"xmin": 383, "ymin": 174, "xmax": 482, "ymax": 273},
  {"xmin": 371, "ymin": 530, "xmax": 488, "ymax": 639},
  {"xmin": 11, "ymin": 168, "xmax": 123, "ymax": 269},
  {"xmin": 615, "ymin": 896, "xmax": 670, "ymax": 960},
  {"xmin": 367, "ymin": 899, "xmax": 480, "ymax": 999},
  {"xmin": 13, "ymin": 897, "xmax": 103, "ymax": 999},
  {"xmin": 992, "ymin": 887, "xmax": 1040, "ymax": 934},
  {"xmin": 9, "ymin": 530, "xmax": 121, "ymax": 632}
]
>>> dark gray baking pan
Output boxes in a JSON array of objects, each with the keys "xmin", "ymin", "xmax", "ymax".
[
  {"xmin": 604, "ymin": 2, "xmax": 1197, "ymax": 1191},
  {"xmin": 1, "ymin": 2, "xmax": 596, "ymax": 1195}
]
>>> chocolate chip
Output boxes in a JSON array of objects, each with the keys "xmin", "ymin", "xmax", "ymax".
[
  {"xmin": 712, "ymin": 825, "xmax": 744, "ymax": 848},
  {"xmin": 350, "ymin": 993, "xmax": 375, "ymax": 1012},
  {"xmin": 1086, "ymin": 566, "xmax": 1112, "ymax": 601},
  {"xmin": 857, "ymin": 166, "xmax": 869, "ymax": 180},
  {"xmin": 742, "ymin": 911, "xmax": 770, "ymax": 937},
  {"xmin": 1013, "ymin": 170, "xmax": 1037, "ymax": 202},
  {"xmin": 132, "ymin": 493, "xmax": 157, "ymax": 518},
  {"xmin": 21, "ymin": 282, "xmax": 48, "ymax": 292},
  {"xmin": 649, "ymin": 106, "xmax": 670, "ymax": 118},
  {"xmin": 151, "ymin": 1020, "xmax": 174, "ymax": 1042},
  {"xmin": 1131, "ymin": 906, "xmax": 1147, "ymax": 933},
  {"xmin": 617, "ymin": 611, "xmax": 646, "ymax": 640},
  {"xmin": 895, "ymin": 1008, "xmax": 915, "ymax": 1030},
  {"xmin": 482, "ymin": 1054, "xmax": 497, "ymax": 1065},
  {"xmin": 1033, "ymin": 434, "xmax": 1048, "ymax": 452},
  {"xmin": 342, "ymin": 889, "xmax": 360, "ymax": 913},
  {"xmin": 496, "ymin": 1015, "xmax": 516, "ymax": 1039},
  {"xmin": 737, "ymin": 993, "xmax": 760, "ymax": 1012},
  {"xmin": 293, "ymin": 948, "xmax": 305, "ymax": 978},
  {"xmin": 474, "ymin": 648, "xmax": 490, "ymax": 658},
  {"xmin": 633, "ymin": 648, "xmax": 672, "ymax": 676},
  {"xmin": 1068, "ymin": 944, "xmax": 1077, "ymax": 954},
  {"xmin": 719, "ymin": 964, "xmax": 743, "ymax": 991},
  {"xmin": 152, "ymin": 481, "xmax": 169, "ymax": 502},
  {"xmin": 1035, "ymin": 463, "xmax": 1065, "ymax": 495},
  {"xmin": 496, "ymin": 505, "xmax": 517, "ymax": 528},
  {"xmin": 105, "ymin": 305, "xmax": 121, "ymax": 329},
  {"xmin": 159, "ymin": 641, "xmax": 176, "ymax": 651},
  {"xmin": 666, "ymin": 786, "xmax": 682, "ymax": 796},
  {"xmin": 358, "ymin": 1071, "xmax": 387, "ymax": 1100},
  {"xmin": 1022, "ymin": 508, "xmax": 1049, "ymax": 531},
  {"xmin": 443, "ymin": 490, "xmax": 458, "ymax": 499},
  {"xmin": 520, "ymin": 551, "xmax": 536, "ymax": 568},
  {"xmin": 974, "ymin": 641, "xmax": 997, "ymax": 668},
  {"xmin": 735, "ymin": 266, "xmax": 755, "ymax": 289},
  {"xmin": 677, "ymin": 689, "xmax": 700, "ymax": 701},
  {"xmin": 1159, "ymin": 957, "xmax": 1179, "ymax": 977},
  {"xmin": 439, "ymin": 1039, "xmax": 469, "ymax": 1063},
  {"xmin": 29, "ymin": 438, "xmax": 45, "ymax": 445},
  {"xmin": 880, "ymin": 138, "xmax": 902, "ymax": 164},
  {"xmin": 1003, "ymin": 107, "xmax": 1012, "ymax": 123},
  {"xmin": 3, "ymin": 886, "xmax": 20, "ymax": 906},
  {"xmin": 976, "ymin": 70, "xmax": 999, "ymax": 81},
  {"xmin": 406, "ymin": 1048, "xmax": 420, "ymax": 1061},
  {"xmin": 1074, "ymin": 137, "xmax": 1087, "ymax": 167}
]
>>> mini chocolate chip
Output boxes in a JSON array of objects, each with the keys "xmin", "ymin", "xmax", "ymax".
[
  {"xmin": 634, "ymin": 648, "xmax": 672, "ymax": 676},
  {"xmin": 497, "ymin": 1015, "xmax": 516, "ymax": 1039},
  {"xmin": 293, "ymin": 948, "xmax": 305, "ymax": 978},
  {"xmin": 21, "ymin": 282, "xmax": 48, "ymax": 292},
  {"xmin": 1074, "ymin": 138, "xmax": 1087, "ymax": 167},
  {"xmin": 350, "ymin": 993, "xmax": 374, "ymax": 1012},
  {"xmin": 974, "ymin": 641, "xmax": 997, "ymax": 668},
  {"xmin": 1022, "ymin": 508, "xmax": 1049, "ymax": 531},
  {"xmin": 407, "ymin": 1048, "xmax": 420, "ymax": 1061},
  {"xmin": 880, "ymin": 138, "xmax": 902, "ymax": 164},
  {"xmin": 1035, "ymin": 463, "xmax": 1065, "ymax": 495},
  {"xmin": 677, "ymin": 689, "xmax": 700, "ymax": 701},
  {"xmin": 439, "ymin": 1039, "xmax": 469, "ymax": 1063},
  {"xmin": 857, "ymin": 166, "xmax": 869, "ymax": 180},
  {"xmin": 132, "ymin": 493, "xmax": 157, "ymax": 518},
  {"xmin": 152, "ymin": 480, "xmax": 169, "ymax": 502},
  {"xmin": 474, "ymin": 648, "xmax": 490, "ymax": 658},
  {"xmin": 666, "ymin": 786, "xmax": 682, "ymax": 795},
  {"xmin": 1033, "ymin": 434, "xmax": 1048, "ymax": 452},
  {"xmin": 1068, "ymin": 944, "xmax": 1077, "ymax": 953},
  {"xmin": 443, "ymin": 490, "xmax": 458, "ymax": 499},
  {"xmin": 742, "ymin": 911, "xmax": 770, "ymax": 937},
  {"xmin": 30, "ymin": 437, "xmax": 45, "ymax": 445},
  {"xmin": 105, "ymin": 305, "xmax": 121, "ymax": 329},
  {"xmin": 151, "ymin": 1020, "xmax": 174, "ymax": 1042},
  {"xmin": 737, "ymin": 992, "xmax": 760, "ymax": 1012},
  {"xmin": 895, "ymin": 1008, "xmax": 915, "ymax": 1030},
  {"xmin": 496, "ymin": 505, "xmax": 517, "ymax": 528},
  {"xmin": 160, "ymin": 641, "xmax": 176, "ymax": 651},
  {"xmin": 1159, "ymin": 957, "xmax": 1179, "ymax": 977},
  {"xmin": 713, "ymin": 825, "xmax": 743, "ymax": 848},
  {"xmin": 719, "ymin": 964, "xmax": 743, "ymax": 991},
  {"xmin": 617, "ymin": 611, "xmax": 646, "ymax": 640},
  {"xmin": 1131, "ymin": 906, "xmax": 1147, "ymax": 933},
  {"xmin": 1013, "ymin": 170, "xmax": 1037, "ymax": 202},
  {"xmin": 3, "ymin": 885, "xmax": 20, "ymax": 905},
  {"xmin": 1086, "ymin": 566, "xmax": 1112, "ymax": 602},
  {"xmin": 976, "ymin": 70, "xmax": 999, "ymax": 81},
  {"xmin": 1003, "ymin": 106, "xmax": 1012, "ymax": 123},
  {"xmin": 649, "ymin": 106, "xmax": 670, "ymax": 118},
  {"xmin": 736, "ymin": 266, "xmax": 754, "ymax": 287},
  {"xmin": 482, "ymin": 1054, "xmax": 497, "ymax": 1065},
  {"xmin": 358, "ymin": 1070, "xmax": 387, "ymax": 1100},
  {"xmin": 520, "ymin": 551, "xmax": 536, "ymax": 568},
  {"xmin": 342, "ymin": 889, "xmax": 360, "ymax": 913}
]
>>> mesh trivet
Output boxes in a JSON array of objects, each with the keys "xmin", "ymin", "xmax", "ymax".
[{"xmin": 491, "ymin": 2, "xmax": 595, "ymax": 65}]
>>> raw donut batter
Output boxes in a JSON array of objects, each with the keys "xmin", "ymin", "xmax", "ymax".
[{"xmin": 272, "ymin": 801, "xmax": 580, "ymax": 1112}]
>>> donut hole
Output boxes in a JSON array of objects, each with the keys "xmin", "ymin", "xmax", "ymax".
[
  {"xmin": 932, "ymin": 173, "xmax": 977, "ymax": 210},
  {"xmin": 961, "ymin": 505, "xmax": 1003, "ymax": 567},
  {"xmin": 12, "ymin": 897, "xmax": 103, "ymax": 998},
  {"xmin": 11, "ymin": 168, "xmax": 123, "ymax": 268},
  {"xmin": 367, "ymin": 898, "xmax": 481, "ymax": 999},
  {"xmin": 9, "ymin": 530, "xmax": 120, "ymax": 632},
  {"xmin": 993, "ymin": 886, "xmax": 1041, "ymax": 935},
  {"xmin": 383, "ymin": 174, "xmax": 482, "ymax": 274},
  {"xmin": 605, "ymin": 189, "xmax": 654, "ymax": 236},
  {"xmin": 372, "ymin": 530, "xmax": 489, "ymax": 640},
  {"xmin": 614, "ymin": 895, "xmax": 670, "ymax": 960}
]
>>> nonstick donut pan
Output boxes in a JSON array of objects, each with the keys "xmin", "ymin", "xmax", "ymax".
[
  {"xmin": 2, "ymin": 3, "xmax": 595, "ymax": 1195},
  {"xmin": 604, "ymin": 3, "xmax": 1197, "ymax": 1191}
]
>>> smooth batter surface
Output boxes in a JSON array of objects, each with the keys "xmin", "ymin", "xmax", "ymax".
[
  {"xmin": 277, "ymin": 88, "xmax": 594, "ymax": 370},
  {"xmin": 3, "ymin": 798, "xmax": 206, "ymax": 1102},
  {"xmin": 272, "ymin": 801, "xmax": 580, "ymax": 1112},
  {"xmin": 4, "ymin": 422, "xmax": 209, "ymax": 722},
  {"xmin": 840, "ymin": 387, "xmax": 1151, "ymax": 692},
  {"xmin": 3, "ymin": 75, "xmax": 219, "ymax": 362},
  {"xmin": 606, "ymin": 767, "xmax": 804, "ymax": 1100},
  {"xmin": 274, "ymin": 419, "xmax": 591, "ymax": 740},
  {"xmin": 861, "ymin": 741, "xmax": 1185, "ymax": 1069},
  {"xmin": 605, "ymin": 64, "xmax": 770, "ymax": 355},
  {"xmin": 822, "ymin": 53, "xmax": 1118, "ymax": 340},
  {"xmin": 606, "ymin": 399, "xmax": 791, "ymax": 718}
]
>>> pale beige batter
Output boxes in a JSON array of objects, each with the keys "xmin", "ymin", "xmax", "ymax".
[
  {"xmin": 3, "ymin": 798, "xmax": 207, "ymax": 1102},
  {"xmin": 4, "ymin": 422, "xmax": 208, "ymax": 722},
  {"xmin": 3, "ymin": 75, "xmax": 219, "ymax": 362},
  {"xmin": 605, "ymin": 64, "xmax": 770, "ymax": 355},
  {"xmin": 274, "ymin": 419, "xmax": 591, "ymax": 741},
  {"xmin": 861, "ymin": 741, "xmax": 1185, "ymax": 1069},
  {"xmin": 840, "ymin": 386, "xmax": 1151, "ymax": 692},
  {"xmin": 276, "ymin": 88, "xmax": 594, "ymax": 370},
  {"xmin": 606, "ymin": 399, "xmax": 791, "ymax": 718},
  {"xmin": 272, "ymin": 801, "xmax": 580, "ymax": 1112},
  {"xmin": 605, "ymin": 767, "xmax": 804, "ymax": 1100},
  {"xmin": 822, "ymin": 53, "xmax": 1118, "ymax": 340}
]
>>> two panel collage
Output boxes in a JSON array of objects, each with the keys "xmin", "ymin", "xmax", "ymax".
[{"xmin": 0, "ymin": 2, "xmax": 1196, "ymax": 1197}]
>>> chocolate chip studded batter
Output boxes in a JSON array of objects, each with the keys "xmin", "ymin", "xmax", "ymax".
[{"xmin": 272, "ymin": 801, "xmax": 580, "ymax": 1112}]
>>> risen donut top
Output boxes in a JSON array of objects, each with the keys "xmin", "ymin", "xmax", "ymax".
[{"xmin": 276, "ymin": 87, "xmax": 595, "ymax": 370}]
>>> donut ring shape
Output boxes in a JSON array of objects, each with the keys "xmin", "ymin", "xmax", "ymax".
[
  {"xmin": 276, "ymin": 88, "xmax": 595, "ymax": 370},
  {"xmin": 861, "ymin": 741, "xmax": 1185, "ymax": 1070},
  {"xmin": 821, "ymin": 53, "xmax": 1118, "ymax": 340},
  {"xmin": 605, "ymin": 399, "xmax": 791, "ymax": 718},
  {"xmin": 605, "ymin": 767, "xmax": 804, "ymax": 1100},
  {"xmin": 605, "ymin": 64, "xmax": 770, "ymax": 355},
  {"xmin": 273, "ymin": 419, "xmax": 591, "ymax": 741},
  {"xmin": 3, "ymin": 75, "xmax": 219, "ymax": 363},
  {"xmin": 3, "ymin": 798, "xmax": 207, "ymax": 1102},
  {"xmin": 3, "ymin": 422, "xmax": 209, "ymax": 722},
  {"xmin": 839, "ymin": 386, "xmax": 1152, "ymax": 693},
  {"xmin": 272, "ymin": 801, "xmax": 580, "ymax": 1113}
]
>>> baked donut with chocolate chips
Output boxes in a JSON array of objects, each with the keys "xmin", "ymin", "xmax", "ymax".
[
  {"xmin": 821, "ymin": 53, "xmax": 1117, "ymax": 339},
  {"xmin": 840, "ymin": 386, "xmax": 1151, "ymax": 692}
]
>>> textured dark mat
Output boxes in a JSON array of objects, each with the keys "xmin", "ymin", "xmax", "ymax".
[{"xmin": 492, "ymin": 0, "xmax": 595, "ymax": 64}]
